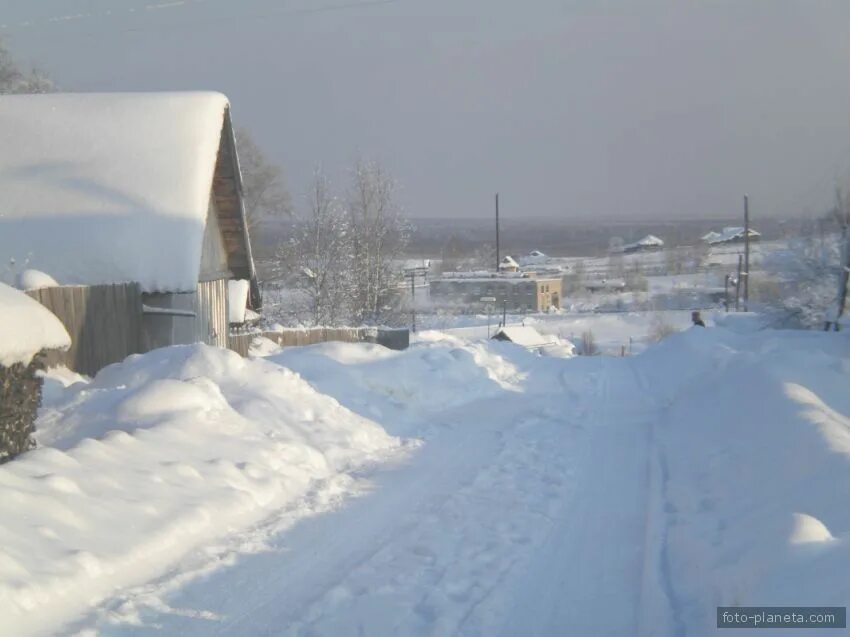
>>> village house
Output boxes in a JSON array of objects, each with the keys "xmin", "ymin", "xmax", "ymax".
[
  {"xmin": 622, "ymin": 234, "xmax": 664, "ymax": 253},
  {"xmin": 429, "ymin": 271, "xmax": 562, "ymax": 312},
  {"xmin": 0, "ymin": 92, "xmax": 259, "ymax": 375},
  {"xmin": 703, "ymin": 227, "xmax": 761, "ymax": 245}
]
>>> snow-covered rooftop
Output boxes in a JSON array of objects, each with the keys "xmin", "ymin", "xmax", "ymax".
[
  {"xmin": 0, "ymin": 282, "xmax": 71, "ymax": 367},
  {"xmin": 0, "ymin": 92, "xmax": 230, "ymax": 293},
  {"xmin": 624, "ymin": 234, "xmax": 664, "ymax": 250},
  {"xmin": 706, "ymin": 227, "xmax": 761, "ymax": 244},
  {"xmin": 492, "ymin": 325, "xmax": 552, "ymax": 348},
  {"xmin": 499, "ymin": 256, "xmax": 519, "ymax": 269}
]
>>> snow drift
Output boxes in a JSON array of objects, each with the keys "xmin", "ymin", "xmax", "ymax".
[
  {"xmin": 1, "ymin": 344, "xmax": 402, "ymax": 636},
  {"xmin": 634, "ymin": 327, "xmax": 850, "ymax": 635}
]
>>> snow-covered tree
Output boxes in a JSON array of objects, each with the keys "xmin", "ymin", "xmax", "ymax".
[
  {"xmin": 277, "ymin": 169, "xmax": 351, "ymax": 326},
  {"xmin": 235, "ymin": 128, "xmax": 291, "ymax": 236},
  {"xmin": 764, "ymin": 215, "xmax": 843, "ymax": 328},
  {"xmin": 0, "ymin": 39, "xmax": 54, "ymax": 94},
  {"xmin": 346, "ymin": 159, "xmax": 410, "ymax": 324}
]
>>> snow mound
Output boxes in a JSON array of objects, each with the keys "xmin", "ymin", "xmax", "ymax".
[
  {"xmin": 788, "ymin": 513, "xmax": 833, "ymax": 545},
  {"xmin": 636, "ymin": 327, "xmax": 850, "ymax": 631},
  {"xmin": 0, "ymin": 282, "xmax": 71, "ymax": 367},
  {"xmin": 271, "ymin": 337, "xmax": 522, "ymax": 435},
  {"xmin": 16, "ymin": 269, "xmax": 59, "ymax": 291},
  {"xmin": 3, "ymin": 344, "xmax": 402, "ymax": 636}
]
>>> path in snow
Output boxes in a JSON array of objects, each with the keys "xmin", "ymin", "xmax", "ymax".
[{"xmin": 78, "ymin": 356, "xmax": 663, "ymax": 636}]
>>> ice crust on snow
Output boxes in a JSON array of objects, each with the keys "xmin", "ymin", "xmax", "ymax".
[
  {"xmin": 0, "ymin": 92, "xmax": 229, "ymax": 293},
  {"xmin": 0, "ymin": 282, "xmax": 70, "ymax": 367}
]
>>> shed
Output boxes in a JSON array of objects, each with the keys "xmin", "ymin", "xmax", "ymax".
[{"xmin": 0, "ymin": 92, "xmax": 259, "ymax": 371}]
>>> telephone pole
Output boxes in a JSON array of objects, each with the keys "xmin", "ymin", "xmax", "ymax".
[
  {"xmin": 743, "ymin": 195, "xmax": 750, "ymax": 312},
  {"xmin": 495, "ymin": 193, "xmax": 500, "ymax": 272}
]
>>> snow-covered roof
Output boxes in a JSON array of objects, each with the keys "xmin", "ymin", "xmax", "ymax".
[
  {"xmin": 0, "ymin": 92, "xmax": 232, "ymax": 293},
  {"xmin": 499, "ymin": 256, "xmax": 519, "ymax": 269},
  {"xmin": 701, "ymin": 231, "xmax": 722, "ymax": 242},
  {"xmin": 624, "ymin": 234, "xmax": 664, "ymax": 250},
  {"xmin": 519, "ymin": 250, "xmax": 549, "ymax": 266},
  {"xmin": 0, "ymin": 282, "xmax": 71, "ymax": 367},
  {"xmin": 492, "ymin": 326, "xmax": 552, "ymax": 348},
  {"xmin": 706, "ymin": 227, "xmax": 761, "ymax": 244}
]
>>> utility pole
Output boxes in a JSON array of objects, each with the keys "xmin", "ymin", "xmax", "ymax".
[
  {"xmin": 743, "ymin": 195, "xmax": 750, "ymax": 312},
  {"xmin": 724, "ymin": 274, "xmax": 730, "ymax": 312},
  {"xmin": 495, "ymin": 193, "xmax": 500, "ymax": 272},
  {"xmin": 735, "ymin": 254, "xmax": 743, "ymax": 312}
]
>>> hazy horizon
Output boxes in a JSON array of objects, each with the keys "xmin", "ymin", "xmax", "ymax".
[{"xmin": 2, "ymin": 0, "xmax": 849, "ymax": 220}]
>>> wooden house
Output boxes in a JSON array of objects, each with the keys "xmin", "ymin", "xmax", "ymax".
[{"xmin": 0, "ymin": 92, "xmax": 260, "ymax": 374}]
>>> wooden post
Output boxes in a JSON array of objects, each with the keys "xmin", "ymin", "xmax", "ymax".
[{"xmin": 724, "ymin": 274, "xmax": 730, "ymax": 312}]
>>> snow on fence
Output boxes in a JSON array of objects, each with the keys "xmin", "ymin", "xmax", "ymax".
[
  {"xmin": 25, "ymin": 283, "xmax": 143, "ymax": 376},
  {"xmin": 228, "ymin": 327, "xmax": 410, "ymax": 356}
]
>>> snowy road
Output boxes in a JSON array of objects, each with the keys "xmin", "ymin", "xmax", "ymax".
[{"xmin": 71, "ymin": 348, "xmax": 668, "ymax": 637}]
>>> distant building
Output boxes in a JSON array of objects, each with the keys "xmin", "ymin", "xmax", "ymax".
[
  {"xmin": 498, "ymin": 255, "xmax": 520, "ymax": 272},
  {"xmin": 584, "ymin": 278, "xmax": 627, "ymax": 293},
  {"xmin": 622, "ymin": 235, "xmax": 664, "ymax": 253},
  {"xmin": 703, "ymin": 227, "xmax": 761, "ymax": 245},
  {"xmin": 429, "ymin": 272, "xmax": 561, "ymax": 312},
  {"xmin": 519, "ymin": 250, "xmax": 548, "ymax": 266}
]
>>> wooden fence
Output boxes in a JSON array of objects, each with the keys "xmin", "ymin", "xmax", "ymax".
[
  {"xmin": 228, "ymin": 327, "xmax": 409, "ymax": 357},
  {"xmin": 26, "ymin": 283, "xmax": 143, "ymax": 376}
]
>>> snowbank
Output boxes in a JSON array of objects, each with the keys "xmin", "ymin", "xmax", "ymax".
[
  {"xmin": 633, "ymin": 327, "xmax": 850, "ymax": 634},
  {"xmin": 0, "ymin": 92, "xmax": 229, "ymax": 293},
  {"xmin": 16, "ymin": 269, "xmax": 59, "ymax": 291},
  {"xmin": 268, "ymin": 337, "xmax": 523, "ymax": 436},
  {"xmin": 1, "ymin": 344, "xmax": 401, "ymax": 635},
  {"xmin": 0, "ymin": 282, "xmax": 70, "ymax": 367}
]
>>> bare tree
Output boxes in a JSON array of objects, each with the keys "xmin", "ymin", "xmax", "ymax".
[
  {"xmin": 277, "ymin": 169, "xmax": 352, "ymax": 326},
  {"xmin": 346, "ymin": 159, "xmax": 410, "ymax": 324},
  {"xmin": 0, "ymin": 39, "xmax": 54, "ymax": 94},
  {"xmin": 235, "ymin": 128, "xmax": 291, "ymax": 236}
]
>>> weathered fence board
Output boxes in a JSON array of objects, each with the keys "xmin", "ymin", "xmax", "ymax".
[{"xmin": 27, "ymin": 283, "xmax": 143, "ymax": 376}]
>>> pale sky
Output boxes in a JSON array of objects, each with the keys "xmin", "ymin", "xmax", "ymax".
[{"xmin": 2, "ymin": 0, "xmax": 849, "ymax": 220}]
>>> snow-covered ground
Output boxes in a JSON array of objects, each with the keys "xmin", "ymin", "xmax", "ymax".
[{"xmin": 2, "ymin": 320, "xmax": 849, "ymax": 635}]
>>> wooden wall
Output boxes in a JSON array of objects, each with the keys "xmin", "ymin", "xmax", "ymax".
[{"xmin": 26, "ymin": 283, "xmax": 143, "ymax": 376}]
